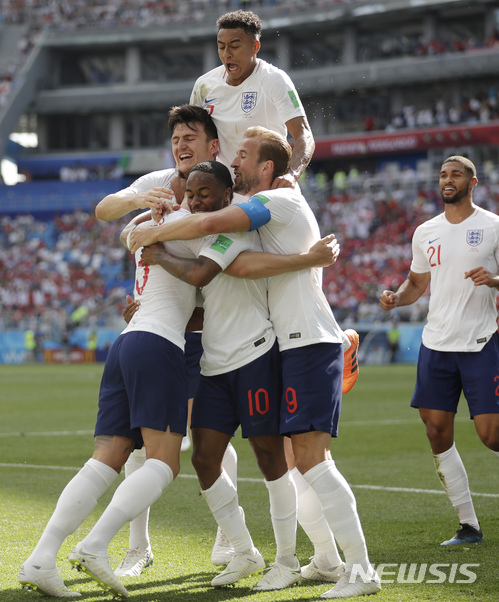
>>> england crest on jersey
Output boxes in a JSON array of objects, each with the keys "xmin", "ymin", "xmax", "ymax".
[
  {"xmin": 466, "ymin": 229, "xmax": 483, "ymax": 246},
  {"xmin": 242, "ymin": 92, "xmax": 257, "ymax": 113}
]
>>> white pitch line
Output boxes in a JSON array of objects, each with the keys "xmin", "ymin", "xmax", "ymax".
[
  {"xmin": 0, "ymin": 416, "xmax": 472, "ymax": 438},
  {"xmin": 0, "ymin": 430, "xmax": 94, "ymax": 438},
  {"xmin": 0, "ymin": 463, "xmax": 497, "ymax": 499}
]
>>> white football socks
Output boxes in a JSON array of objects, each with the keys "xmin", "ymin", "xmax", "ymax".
[
  {"xmin": 81, "ymin": 458, "xmax": 173, "ymax": 557},
  {"xmin": 291, "ymin": 467, "xmax": 342, "ymax": 569},
  {"xmin": 26, "ymin": 458, "xmax": 118, "ymax": 569},
  {"xmin": 124, "ymin": 448, "xmax": 151, "ymax": 551},
  {"xmin": 202, "ymin": 469, "xmax": 255, "ymax": 555},
  {"xmin": 433, "ymin": 443, "xmax": 479, "ymax": 530},
  {"xmin": 264, "ymin": 470, "xmax": 299, "ymax": 568},
  {"xmin": 304, "ymin": 460, "xmax": 371, "ymax": 574},
  {"xmin": 222, "ymin": 442, "xmax": 238, "ymax": 488}
]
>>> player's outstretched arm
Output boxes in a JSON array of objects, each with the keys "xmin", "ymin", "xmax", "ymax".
[
  {"xmin": 464, "ymin": 267, "xmax": 499, "ymax": 290},
  {"xmin": 141, "ymin": 243, "xmax": 221, "ymax": 288},
  {"xmin": 380, "ymin": 270, "xmax": 430, "ymax": 310},
  {"xmin": 225, "ymin": 234, "xmax": 339, "ymax": 279},
  {"xmin": 96, "ymin": 187, "xmax": 175, "ymax": 221},
  {"xmin": 129, "ymin": 205, "xmax": 251, "ymax": 253}
]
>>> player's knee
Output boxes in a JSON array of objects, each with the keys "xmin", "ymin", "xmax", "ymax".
[
  {"xmin": 424, "ymin": 422, "xmax": 452, "ymax": 449},
  {"xmin": 294, "ymin": 455, "xmax": 317, "ymax": 475},
  {"xmin": 478, "ymin": 430, "xmax": 499, "ymax": 451},
  {"xmin": 250, "ymin": 439, "xmax": 286, "ymax": 479},
  {"xmin": 191, "ymin": 446, "xmax": 212, "ymax": 475}
]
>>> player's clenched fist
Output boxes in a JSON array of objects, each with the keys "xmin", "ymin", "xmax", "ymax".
[{"xmin": 380, "ymin": 290, "xmax": 399, "ymax": 311}]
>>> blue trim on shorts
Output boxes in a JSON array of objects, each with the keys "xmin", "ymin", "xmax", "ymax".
[
  {"xmin": 234, "ymin": 197, "xmax": 271, "ymax": 231},
  {"xmin": 411, "ymin": 332, "xmax": 499, "ymax": 417},
  {"xmin": 280, "ymin": 342, "xmax": 343, "ymax": 437}
]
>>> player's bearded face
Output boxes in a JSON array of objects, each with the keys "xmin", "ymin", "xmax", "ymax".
[
  {"xmin": 440, "ymin": 179, "xmax": 470, "ymax": 204},
  {"xmin": 233, "ymin": 170, "xmax": 260, "ymax": 195}
]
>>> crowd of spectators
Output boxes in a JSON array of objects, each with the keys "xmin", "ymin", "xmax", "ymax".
[
  {"xmin": 299, "ymin": 161, "xmax": 499, "ymax": 323},
  {"xmin": 0, "ymin": 0, "xmax": 349, "ymax": 30},
  {"xmin": 357, "ymin": 28, "xmax": 499, "ymax": 63},
  {"xmin": 0, "ymin": 209, "xmax": 132, "ymax": 347},
  {"xmin": 380, "ymin": 91, "xmax": 499, "ymax": 132},
  {"xmin": 3, "ymin": 162, "xmax": 499, "ymax": 347},
  {"xmin": 59, "ymin": 161, "xmax": 125, "ymax": 182}
]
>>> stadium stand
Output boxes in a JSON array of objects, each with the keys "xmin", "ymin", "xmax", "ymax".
[{"xmin": 1, "ymin": 0, "xmax": 499, "ymax": 362}]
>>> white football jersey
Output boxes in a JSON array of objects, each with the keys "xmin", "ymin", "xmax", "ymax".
[
  {"xmin": 411, "ymin": 206, "xmax": 499, "ymax": 351},
  {"xmin": 122, "ymin": 208, "xmax": 197, "ymax": 350},
  {"xmin": 126, "ymin": 168, "xmax": 175, "ymax": 192},
  {"xmin": 183, "ymin": 230, "xmax": 276, "ymax": 376},
  {"xmin": 245, "ymin": 189, "xmax": 344, "ymax": 351},
  {"xmin": 190, "ymin": 58, "xmax": 306, "ymax": 169}
]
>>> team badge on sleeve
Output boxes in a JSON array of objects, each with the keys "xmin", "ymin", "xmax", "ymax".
[
  {"xmin": 242, "ymin": 92, "xmax": 257, "ymax": 113},
  {"xmin": 466, "ymin": 230, "xmax": 483, "ymax": 247}
]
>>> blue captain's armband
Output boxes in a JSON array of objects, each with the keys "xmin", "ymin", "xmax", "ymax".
[{"xmin": 234, "ymin": 195, "xmax": 271, "ymax": 231}]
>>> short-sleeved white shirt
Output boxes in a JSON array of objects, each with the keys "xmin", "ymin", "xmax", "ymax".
[
  {"xmin": 126, "ymin": 168, "xmax": 175, "ymax": 193},
  {"xmin": 180, "ymin": 230, "xmax": 275, "ymax": 376},
  {"xmin": 190, "ymin": 58, "xmax": 306, "ymax": 168},
  {"xmin": 122, "ymin": 208, "xmax": 197, "ymax": 350},
  {"xmin": 411, "ymin": 206, "xmax": 499, "ymax": 351},
  {"xmin": 244, "ymin": 188, "xmax": 343, "ymax": 351}
]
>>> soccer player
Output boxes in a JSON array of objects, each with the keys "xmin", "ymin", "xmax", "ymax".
[
  {"xmin": 129, "ymin": 127, "xmax": 380, "ymax": 599},
  {"xmin": 190, "ymin": 10, "xmax": 314, "ymax": 189},
  {"xmin": 95, "ymin": 104, "xmax": 225, "ymax": 578},
  {"xmin": 18, "ymin": 159, "xmax": 224, "ymax": 601},
  {"xmin": 96, "ymin": 104, "xmax": 219, "ymax": 221},
  {"xmin": 380, "ymin": 155, "xmax": 499, "ymax": 546}
]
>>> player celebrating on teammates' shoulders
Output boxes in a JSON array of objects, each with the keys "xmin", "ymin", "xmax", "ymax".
[
  {"xmin": 189, "ymin": 9, "xmax": 359, "ymax": 576},
  {"xmin": 381, "ymin": 155, "xmax": 499, "ymax": 546},
  {"xmin": 190, "ymin": 9, "xmax": 314, "ymax": 189},
  {"xmin": 190, "ymin": 8, "xmax": 359, "ymax": 397}
]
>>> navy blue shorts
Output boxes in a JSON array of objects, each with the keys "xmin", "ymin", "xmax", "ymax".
[
  {"xmin": 280, "ymin": 342, "xmax": 343, "ymax": 437},
  {"xmin": 191, "ymin": 341, "xmax": 282, "ymax": 438},
  {"xmin": 185, "ymin": 332, "xmax": 203, "ymax": 399},
  {"xmin": 411, "ymin": 332, "xmax": 499, "ymax": 417},
  {"xmin": 95, "ymin": 331, "xmax": 188, "ymax": 448}
]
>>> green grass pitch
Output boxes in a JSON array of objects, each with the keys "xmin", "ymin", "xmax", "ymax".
[{"xmin": 0, "ymin": 363, "xmax": 497, "ymax": 601}]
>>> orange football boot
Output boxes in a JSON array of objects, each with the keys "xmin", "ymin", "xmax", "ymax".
[{"xmin": 342, "ymin": 329, "xmax": 359, "ymax": 394}]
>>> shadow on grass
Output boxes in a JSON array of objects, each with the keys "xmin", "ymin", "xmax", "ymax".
[{"xmin": 55, "ymin": 570, "xmax": 326, "ymax": 601}]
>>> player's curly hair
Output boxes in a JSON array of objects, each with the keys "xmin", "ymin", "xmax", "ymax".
[
  {"xmin": 190, "ymin": 161, "xmax": 234, "ymax": 202},
  {"xmin": 243, "ymin": 126, "xmax": 291, "ymax": 182},
  {"xmin": 442, "ymin": 155, "xmax": 477, "ymax": 179},
  {"xmin": 168, "ymin": 104, "xmax": 218, "ymax": 141},
  {"xmin": 217, "ymin": 10, "xmax": 262, "ymax": 40}
]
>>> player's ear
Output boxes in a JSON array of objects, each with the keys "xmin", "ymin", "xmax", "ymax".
[
  {"xmin": 210, "ymin": 138, "xmax": 220, "ymax": 158},
  {"xmin": 262, "ymin": 159, "xmax": 274, "ymax": 176},
  {"xmin": 222, "ymin": 187, "xmax": 232, "ymax": 208},
  {"xmin": 254, "ymin": 40, "xmax": 261, "ymax": 55}
]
